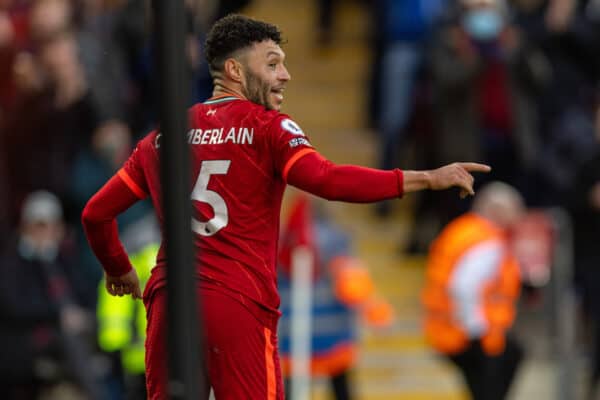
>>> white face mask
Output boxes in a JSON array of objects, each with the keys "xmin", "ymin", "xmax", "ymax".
[
  {"xmin": 18, "ymin": 234, "xmax": 60, "ymax": 263},
  {"xmin": 462, "ymin": 9, "xmax": 505, "ymax": 41}
]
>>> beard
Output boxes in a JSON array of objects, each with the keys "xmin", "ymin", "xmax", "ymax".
[{"xmin": 242, "ymin": 69, "xmax": 273, "ymax": 110}]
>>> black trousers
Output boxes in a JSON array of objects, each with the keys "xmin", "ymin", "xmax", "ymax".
[
  {"xmin": 448, "ymin": 336, "xmax": 523, "ymax": 400},
  {"xmin": 589, "ymin": 315, "xmax": 600, "ymax": 398}
]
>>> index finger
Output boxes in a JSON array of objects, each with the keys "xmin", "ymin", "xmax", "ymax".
[
  {"xmin": 460, "ymin": 190, "xmax": 477, "ymax": 199},
  {"xmin": 458, "ymin": 163, "xmax": 491, "ymax": 173}
]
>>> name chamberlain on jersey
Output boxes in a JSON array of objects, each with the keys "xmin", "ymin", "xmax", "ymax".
[
  {"xmin": 187, "ymin": 127, "xmax": 255, "ymax": 145},
  {"xmin": 154, "ymin": 118, "xmax": 313, "ymax": 148}
]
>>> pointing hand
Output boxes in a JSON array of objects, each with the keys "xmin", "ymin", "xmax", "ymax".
[{"xmin": 428, "ymin": 162, "xmax": 491, "ymax": 198}]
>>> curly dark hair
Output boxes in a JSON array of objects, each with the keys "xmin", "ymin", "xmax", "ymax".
[{"xmin": 205, "ymin": 14, "xmax": 283, "ymax": 76}]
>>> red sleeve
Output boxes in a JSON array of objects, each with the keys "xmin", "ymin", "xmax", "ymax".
[
  {"xmin": 269, "ymin": 116, "xmax": 316, "ymax": 179},
  {"xmin": 287, "ymin": 152, "xmax": 404, "ymax": 202},
  {"xmin": 81, "ymin": 174, "xmax": 140, "ymax": 277},
  {"xmin": 120, "ymin": 134, "xmax": 154, "ymax": 198}
]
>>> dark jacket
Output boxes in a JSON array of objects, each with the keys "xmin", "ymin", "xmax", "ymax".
[
  {"xmin": 567, "ymin": 146, "xmax": 600, "ymax": 316},
  {"xmin": 0, "ymin": 237, "xmax": 90, "ymax": 380},
  {"xmin": 430, "ymin": 23, "xmax": 548, "ymax": 169}
]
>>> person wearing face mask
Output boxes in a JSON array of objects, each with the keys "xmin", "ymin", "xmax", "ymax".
[
  {"xmin": 0, "ymin": 190, "xmax": 97, "ymax": 399},
  {"xmin": 461, "ymin": 0, "xmax": 507, "ymax": 42},
  {"xmin": 427, "ymin": 0, "xmax": 549, "ymax": 229}
]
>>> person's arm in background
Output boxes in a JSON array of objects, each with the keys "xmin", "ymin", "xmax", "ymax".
[
  {"xmin": 449, "ymin": 240, "xmax": 503, "ymax": 336},
  {"xmin": 449, "ymin": 239, "xmax": 518, "ymax": 355},
  {"xmin": 81, "ymin": 174, "xmax": 142, "ymax": 299},
  {"xmin": 286, "ymin": 152, "xmax": 489, "ymax": 202}
]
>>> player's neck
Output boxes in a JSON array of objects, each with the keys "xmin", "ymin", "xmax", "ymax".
[{"xmin": 211, "ymin": 82, "xmax": 246, "ymax": 101}]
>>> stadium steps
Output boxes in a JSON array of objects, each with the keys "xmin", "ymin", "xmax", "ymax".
[{"xmin": 244, "ymin": 0, "xmax": 468, "ymax": 399}]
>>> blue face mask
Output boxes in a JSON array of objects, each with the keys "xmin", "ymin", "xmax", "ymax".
[{"xmin": 462, "ymin": 9, "xmax": 504, "ymax": 41}]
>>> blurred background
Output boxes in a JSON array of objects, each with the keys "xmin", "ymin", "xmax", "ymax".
[{"xmin": 0, "ymin": 0, "xmax": 599, "ymax": 399}]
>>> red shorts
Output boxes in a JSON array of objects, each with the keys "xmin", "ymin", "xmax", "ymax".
[{"xmin": 144, "ymin": 282, "xmax": 284, "ymax": 399}]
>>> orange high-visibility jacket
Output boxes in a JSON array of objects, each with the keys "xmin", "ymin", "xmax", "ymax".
[{"xmin": 421, "ymin": 213, "xmax": 520, "ymax": 355}]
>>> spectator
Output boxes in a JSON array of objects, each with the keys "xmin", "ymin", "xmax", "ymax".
[
  {"xmin": 430, "ymin": 0, "xmax": 548, "ymax": 209},
  {"xmin": 2, "ymin": 27, "xmax": 99, "ymax": 227},
  {"xmin": 72, "ymin": 0, "xmax": 130, "ymax": 123},
  {"xmin": 404, "ymin": 0, "xmax": 549, "ymax": 252},
  {"xmin": 422, "ymin": 181, "xmax": 525, "ymax": 400},
  {"xmin": 0, "ymin": 190, "xmax": 95, "ymax": 399},
  {"xmin": 512, "ymin": 0, "xmax": 600, "ymax": 206},
  {"xmin": 536, "ymin": 96, "xmax": 598, "ymax": 205},
  {"xmin": 517, "ymin": 0, "xmax": 600, "ymax": 119},
  {"xmin": 373, "ymin": 0, "xmax": 448, "ymax": 217},
  {"xmin": 277, "ymin": 196, "xmax": 393, "ymax": 400}
]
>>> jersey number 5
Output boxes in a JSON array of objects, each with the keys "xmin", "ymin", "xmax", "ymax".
[{"xmin": 191, "ymin": 160, "xmax": 231, "ymax": 237}]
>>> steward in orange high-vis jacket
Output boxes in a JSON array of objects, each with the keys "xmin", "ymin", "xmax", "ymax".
[{"xmin": 422, "ymin": 181, "xmax": 525, "ymax": 400}]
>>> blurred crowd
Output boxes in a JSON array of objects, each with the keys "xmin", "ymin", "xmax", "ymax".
[
  {"xmin": 0, "ymin": 0, "xmax": 250, "ymax": 398},
  {"xmin": 362, "ymin": 0, "xmax": 600, "ymax": 397},
  {"xmin": 367, "ymin": 0, "xmax": 600, "ymax": 228},
  {"xmin": 363, "ymin": 0, "xmax": 600, "ymax": 397},
  {"xmin": 0, "ymin": 0, "xmax": 599, "ymax": 398}
]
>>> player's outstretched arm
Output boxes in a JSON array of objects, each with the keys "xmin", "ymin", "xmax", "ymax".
[
  {"xmin": 287, "ymin": 152, "xmax": 490, "ymax": 202},
  {"xmin": 287, "ymin": 152, "xmax": 404, "ymax": 202},
  {"xmin": 403, "ymin": 162, "xmax": 491, "ymax": 197}
]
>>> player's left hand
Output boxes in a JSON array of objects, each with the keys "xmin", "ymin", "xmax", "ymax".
[{"xmin": 105, "ymin": 269, "xmax": 142, "ymax": 299}]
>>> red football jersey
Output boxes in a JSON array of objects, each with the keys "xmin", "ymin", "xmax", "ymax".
[{"xmin": 118, "ymin": 95, "xmax": 315, "ymax": 314}]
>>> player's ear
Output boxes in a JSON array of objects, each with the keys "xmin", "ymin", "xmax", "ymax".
[{"xmin": 223, "ymin": 58, "xmax": 244, "ymax": 84}]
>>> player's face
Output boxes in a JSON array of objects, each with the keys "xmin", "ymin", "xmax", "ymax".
[{"xmin": 241, "ymin": 40, "xmax": 291, "ymax": 111}]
